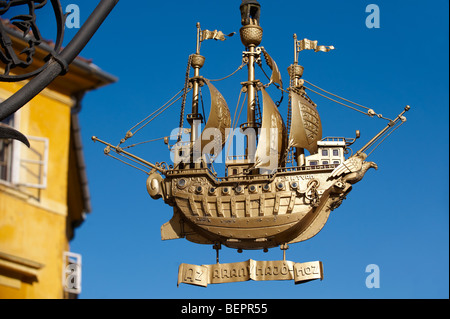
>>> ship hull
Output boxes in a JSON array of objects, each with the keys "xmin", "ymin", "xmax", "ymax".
[{"xmin": 158, "ymin": 165, "xmax": 351, "ymax": 250}]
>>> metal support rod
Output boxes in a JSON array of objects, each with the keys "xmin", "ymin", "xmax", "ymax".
[
  {"xmin": 190, "ymin": 23, "xmax": 203, "ymax": 144},
  {"xmin": 196, "ymin": 22, "xmax": 201, "ymax": 55},
  {"xmin": 0, "ymin": 0, "xmax": 119, "ymax": 121},
  {"xmin": 247, "ymin": 46, "xmax": 256, "ymax": 126},
  {"xmin": 191, "ymin": 68, "xmax": 200, "ymax": 143},
  {"xmin": 213, "ymin": 243, "xmax": 221, "ymax": 264},
  {"xmin": 281, "ymin": 243, "xmax": 289, "ymax": 261},
  {"xmin": 356, "ymin": 105, "xmax": 410, "ymax": 155},
  {"xmin": 293, "ymin": 33, "xmax": 298, "ymax": 65},
  {"xmin": 245, "ymin": 45, "xmax": 257, "ymax": 158},
  {"xmin": 91, "ymin": 136, "xmax": 166, "ymax": 174}
]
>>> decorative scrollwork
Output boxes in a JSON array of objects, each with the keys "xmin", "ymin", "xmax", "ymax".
[
  {"xmin": 0, "ymin": 0, "xmax": 118, "ymax": 147},
  {"xmin": 158, "ymin": 161, "xmax": 169, "ymax": 170},
  {"xmin": 0, "ymin": 0, "xmax": 65, "ymax": 82}
]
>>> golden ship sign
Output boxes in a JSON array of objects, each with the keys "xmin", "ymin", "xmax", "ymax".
[{"xmin": 93, "ymin": 0, "xmax": 409, "ymax": 286}]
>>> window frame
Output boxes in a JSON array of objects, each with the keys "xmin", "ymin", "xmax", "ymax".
[
  {"xmin": 17, "ymin": 135, "xmax": 49, "ymax": 189},
  {"xmin": 0, "ymin": 107, "xmax": 48, "ymax": 189}
]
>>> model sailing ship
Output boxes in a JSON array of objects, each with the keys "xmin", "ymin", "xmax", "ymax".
[{"xmin": 93, "ymin": 0, "xmax": 409, "ymax": 253}]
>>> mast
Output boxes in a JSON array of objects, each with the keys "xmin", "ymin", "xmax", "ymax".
[
  {"xmin": 188, "ymin": 23, "xmax": 205, "ymax": 166},
  {"xmin": 288, "ymin": 34, "xmax": 306, "ymax": 166},
  {"xmin": 239, "ymin": 0, "xmax": 263, "ymax": 161}
]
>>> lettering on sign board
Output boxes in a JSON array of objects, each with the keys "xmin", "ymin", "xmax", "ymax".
[{"xmin": 178, "ymin": 259, "xmax": 323, "ymax": 287}]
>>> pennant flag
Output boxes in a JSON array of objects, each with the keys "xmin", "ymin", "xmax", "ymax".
[
  {"xmin": 297, "ymin": 38, "xmax": 334, "ymax": 53},
  {"xmin": 200, "ymin": 29, "xmax": 235, "ymax": 42},
  {"xmin": 314, "ymin": 45, "xmax": 335, "ymax": 53}
]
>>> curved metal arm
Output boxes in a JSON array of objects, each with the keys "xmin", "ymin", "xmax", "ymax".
[{"xmin": 0, "ymin": 0, "xmax": 119, "ymax": 144}]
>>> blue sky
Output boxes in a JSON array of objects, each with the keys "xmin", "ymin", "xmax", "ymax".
[{"xmin": 19, "ymin": 0, "xmax": 448, "ymax": 298}]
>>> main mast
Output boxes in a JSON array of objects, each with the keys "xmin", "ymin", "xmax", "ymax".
[
  {"xmin": 189, "ymin": 23, "xmax": 206, "ymax": 167},
  {"xmin": 239, "ymin": 0, "xmax": 263, "ymax": 161}
]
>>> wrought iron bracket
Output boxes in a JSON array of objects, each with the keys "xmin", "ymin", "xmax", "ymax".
[{"xmin": 0, "ymin": 0, "xmax": 119, "ymax": 146}]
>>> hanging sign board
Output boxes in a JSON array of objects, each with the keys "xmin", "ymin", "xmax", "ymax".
[{"xmin": 178, "ymin": 259, "xmax": 323, "ymax": 287}]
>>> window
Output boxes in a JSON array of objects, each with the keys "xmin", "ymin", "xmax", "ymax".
[
  {"xmin": 333, "ymin": 160, "xmax": 340, "ymax": 164},
  {"xmin": 322, "ymin": 149, "xmax": 328, "ymax": 156},
  {"xmin": 309, "ymin": 161, "xmax": 318, "ymax": 166},
  {"xmin": 18, "ymin": 136, "xmax": 49, "ymax": 189},
  {"xmin": 333, "ymin": 149, "xmax": 339, "ymax": 156},
  {"xmin": 0, "ymin": 111, "xmax": 48, "ymax": 188},
  {"xmin": 322, "ymin": 160, "xmax": 329, "ymax": 165},
  {"xmin": 0, "ymin": 114, "xmax": 15, "ymax": 183}
]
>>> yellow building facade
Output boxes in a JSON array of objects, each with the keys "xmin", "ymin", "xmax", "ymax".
[{"xmin": 0, "ymin": 20, "xmax": 116, "ymax": 298}]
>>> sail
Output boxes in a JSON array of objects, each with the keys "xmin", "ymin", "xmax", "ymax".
[
  {"xmin": 288, "ymin": 91, "xmax": 322, "ymax": 154},
  {"xmin": 196, "ymin": 80, "xmax": 231, "ymax": 158},
  {"xmin": 261, "ymin": 47, "xmax": 283, "ymax": 89},
  {"xmin": 254, "ymin": 88, "xmax": 287, "ymax": 171}
]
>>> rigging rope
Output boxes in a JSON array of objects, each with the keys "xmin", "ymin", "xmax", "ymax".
[
  {"xmin": 113, "ymin": 59, "xmax": 244, "ymax": 153},
  {"xmin": 231, "ymin": 89, "xmax": 243, "ymax": 132},
  {"xmin": 258, "ymin": 62, "xmax": 271, "ymax": 84},
  {"xmin": 303, "ymin": 86, "xmax": 370, "ymax": 116},
  {"xmin": 105, "ymin": 152, "xmax": 151, "ymax": 175},
  {"xmin": 303, "ymin": 79, "xmax": 370, "ymax": 110},
  {"xmin": 122, "ymin": 136, "xmax": 167, "ymax": 149},
  {"xmin": 225, "ymin": 89, "xmax": 246, "ymax": 160},
  {"xmin": 127, "ymin": 88, "xmax": 184, "ymax": 133},
  {"xmin": 257, "ymin": 63, "xmax": 284, "ymax": 106},
  {"xmin": 179, "ymin": 54, "xmax": 193, "ymax": 141},
  {"xmin": 199, "ymin": 87, "xmax": 206, "ymax": 121},
  {"xmin": 366, "ymin": 120, "xmax": 405, "ymax": 157},
  {"xmin": 131, "ymin": 92, "xmax": 185, "ymax": 136},
  {"xmin": 234, "ymin": 91, "xmax": 247, "ymax": 131},
  {"xmin": 209, "ymin": 62, "xmax": 245, "ymax": 82},
  {"xmin": 303, "ymin": 79, "xmax": 392, "ymax": 121},
  {"xmin": 116, "ymin": 88, "xmax": 185, "ymax": 147}
]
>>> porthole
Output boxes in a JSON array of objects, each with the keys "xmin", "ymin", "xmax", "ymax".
[
  {"xmin": 195, "ymin": 186, "xmax": 203, "ymax": 194},
  {"xmin": 249, "ymin": 185, "xmax": 257, "ymax": 193},
  {"xmin": 290, "ymin": 181, "xmax": 299, "ymax": 189},
  {"xmin": 263, "ymin": 184, "xmax": 271, "ymax": 192},
  {"xmin": 276, "ymin": 182, "xmax": 285, "ymax": 191},
  {"xmin": 222, "ymin": 187, "xmax": 230, "ymax": 195},
  {"xmin": 177, "ymin": 178, "xmax": 187, "ymax": 189}
]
